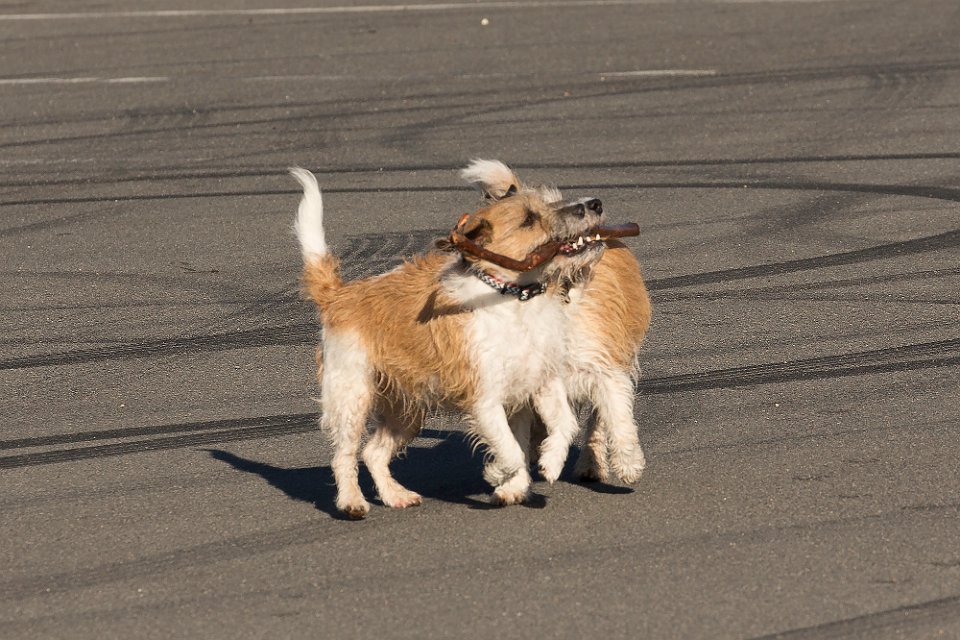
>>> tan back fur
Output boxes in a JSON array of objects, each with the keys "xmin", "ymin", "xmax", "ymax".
[
  {"xmin": 307, "ymin": 252, "xmax": 479, "ymax": 407},
  {"xmin": 576, "ymin": 240, "xmax": 652, "ymax": 370}
]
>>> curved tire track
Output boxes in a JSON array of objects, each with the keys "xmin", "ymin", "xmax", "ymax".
[
  {"xmin": 2, "ymin": 338, "xmax": 956, "ymax": 470},
  {"xmin": 749, "ymin": 593, "xmax": 960, "ymax": 639},
  {"xmin": 0, "ymin": 324, "xmax": 317, "ymax": 371},
  {"xmin": 5, "ymin": 152, "xmax": 960, "ymax": 193},
  {"xmin": 2, "ymin": 223, "xmax": 956, "ymax": 371},
  {"xmin": 6, "ymin": 178, "xmax": 960, "ymax": 208},
  {"xmin": 638, "ymin": 338, "xmax": 960, "ymax": 395}
]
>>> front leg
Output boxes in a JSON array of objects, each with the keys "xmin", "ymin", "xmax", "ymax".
[
  {"xmin": 471, "ymin": 399, "xmax": 531, "ymax": 505},
  {"xmin": 533, "ymin": 377, "xmax": 580, "ymax": 483},
  {"xmin": 484, "ymin": 406, "xmax": 534, "ymax": 487}
]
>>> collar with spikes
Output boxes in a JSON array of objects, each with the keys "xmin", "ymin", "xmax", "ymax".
[{"xmin": 474, "ymin": 268, "xmax": 547, "ymax": 302}]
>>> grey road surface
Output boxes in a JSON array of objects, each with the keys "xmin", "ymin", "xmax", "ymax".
[{"xmin": 2, "ymin": 1, "xmax": 959, "ymax": 638}]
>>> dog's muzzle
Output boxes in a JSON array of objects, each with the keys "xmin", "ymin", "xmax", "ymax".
[{"xmin": 559, "ymin": 198, "xmax": 603, "ymax": 219}]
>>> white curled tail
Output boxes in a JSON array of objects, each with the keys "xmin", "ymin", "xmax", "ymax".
[
  {"xmin": 290, "ymin": 167, "xmax": 327, "ymax": 261},
  {"xmin": 290, "ymin": 167, "xmax": 341, "ymax": 307}
]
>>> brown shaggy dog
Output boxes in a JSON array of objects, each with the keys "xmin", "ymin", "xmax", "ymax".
[
  {"xmin": 292, "ymin": 164, "xmax": 607, "ymax": 517},
  {"xmin": 460, "ymin": 162, "xmax": 652, "ymax": 484}
]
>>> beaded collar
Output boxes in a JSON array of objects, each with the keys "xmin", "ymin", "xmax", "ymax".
[{"xmin": 474, "ymin": 269, "xmax": 546, "ymax": 302}]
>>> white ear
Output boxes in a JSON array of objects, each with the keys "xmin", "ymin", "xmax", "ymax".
[{"xmin": 460, "ymin": 159, "xmax": 521, "ymax": 200}]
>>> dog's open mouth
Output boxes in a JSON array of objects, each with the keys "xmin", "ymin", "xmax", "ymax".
[
  {"xmin": 558, "ymin": 233, "xmax": 605, "ymax": 256},
  {"xmin": 555, "ymin": 223, "xmax": 639, "ymax": 257},
  {"xmin": 448, "ymin": 222, "xmax": 639, "ymax": 272}
]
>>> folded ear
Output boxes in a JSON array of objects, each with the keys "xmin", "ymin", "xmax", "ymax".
[
  {"xmin": 459, "ymin": 214, "xmax": 493, "ymax": 245},
  {"xmin": 460, "ymin": 159, "xmax": 521, "ymax": 200},
  {"xmin": 436, "ymin": 212, "xmax": 493, "ymax": 252}
]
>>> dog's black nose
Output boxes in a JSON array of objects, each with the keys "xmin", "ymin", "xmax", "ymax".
[{"xmin": 585, "ymin": 198, "xmax": 603, "ymax": 215}]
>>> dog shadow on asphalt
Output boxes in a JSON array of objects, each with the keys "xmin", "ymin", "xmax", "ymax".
[{"xmin": 205, "ymin": 430, "xmax": 630, "ymax": 520}]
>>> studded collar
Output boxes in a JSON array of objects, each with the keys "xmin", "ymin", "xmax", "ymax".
[{"xmin": 473, "ymin": 269, "xmax": 547, "ymax": 302}]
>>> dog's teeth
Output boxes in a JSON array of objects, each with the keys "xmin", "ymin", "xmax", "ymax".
[
  {"xmin": 576, "ymin": 237, "xmax": 583, "ymax": 247},
  {"xmin": 595, "ymin": 234, "xmax": 602, "ymax": 241}
]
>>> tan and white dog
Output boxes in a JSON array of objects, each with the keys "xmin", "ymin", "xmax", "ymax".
[
  {"xmin": 460, "ymin": 161, "xmax": 652, "ymax": 485},
  {"xmin": 291, "ymin": 164, "xmax": 608, "ymax": 518}
]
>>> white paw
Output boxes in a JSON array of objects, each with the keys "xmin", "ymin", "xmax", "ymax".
[
  {"xmin": 492, "ymin": 468, "xmax": 530, "ymax": 505},
  {"xmin": 611, "ymin": 449, "xmax": 646, "ymax": 484},
  {"xmin": 573, "ymin": 445, "xmax": 610, "ymax": 482},
  {"xmin": 537, "ymin": 436, "xmax": 570, "ymax": 484},
  {"xmin": 493, "ymin": 485, "xmax": 528, "ymax": 505},
  {"xmin": 338, "ymin": 499, "xmax": 371, "ymax": 519},
  {"xmin": 382, "ymin": 489, "xmax": 422, "ymax": 509},
  {"xmin": 538, "ymin": 454, "xmax": 564, "ymax": 484},
  {"xmin": 574, "ymin": 457, "xmax": 610, "ymax": 483}
]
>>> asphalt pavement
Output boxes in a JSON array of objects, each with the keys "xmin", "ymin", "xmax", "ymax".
[{"xmin": 2, "ymin": 1, "xmax": 959, "ymax": 638}]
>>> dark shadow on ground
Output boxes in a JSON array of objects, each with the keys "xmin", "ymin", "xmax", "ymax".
[
  {"xmin": 557, "ymin": 448, "xmax": 635, "ymax": 495},
  {"xmin": 205, "ymin": 449, "xmax": 349, "ymax": 520},
  {"xmin": 576, "ymin": 479, "xmax": 635, "ymax": 495},
  {"xmin": 206, "ymin": 428, "xmax": 633, "ymax": 518}
]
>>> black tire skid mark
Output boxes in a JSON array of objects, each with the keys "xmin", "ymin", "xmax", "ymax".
[
  {"xmin": 1, "ymin": 482, "xmax": 957, "ymax": 605},
  {"xmin": 6, "ymin": 152, "xmax": 960, "ymax": 193},
  {"xmin": 0, "ymin": 323, "xmax": 317, "ymax": 371},
  {"xmin": 1, "ymin": 221, "xmax": 956, "ymax": 371},
  {"xmin": 0, "ymin": 231, "xmax": 442, "ymax": 371},
  {"xmin": 0, "ymin": 84, "xmax": 475, "ymax": 133},
  {"xmin": 646, "ymin": 227, "xmax": 960, "ymax": 291},
  {"xmin": 747, "ymin": 593, "xmax": 960, "ymax": 639},
  {"xmin": 0, "ymin": 86, "xmax": 529, "ymax": 153},
  {"xmin": 0, "ymin": 413, "xmax": 317, "ymax": 451},
  {"xmin": 0, "ymin": 417, "xmax": 318, "ymax": 471},
  {"xmin": 0, "ymin": 204, "xmax": 125, "ymax": 239},
  {"xmin": 4, "ymin": 57, "xmax": 957, "ymax": 162},
  {"xmin": 205, "ymin": 286, "xmax": 306, "ymax": 334},
  {"xmin": 656, "ymin": 267, "xmax": 960, "ymax": 302},
  {"xmin": 378, "ymin": 59, "xmax": 953, "ymax": 151},
  {"xmin": 638, "ymin": 338, "xmax": 960, "ymax": 395},
  {"xmin": 0, "ymin": 519, "xmax": 333, "ymax": 602},
  {"xmin": 6, "ymin": 178, "xmax": 960, "ymax": 208},
  {"xmin": 0, "ymin": 185, "xmax": 455, "ymax": 208},
  {"xmin": 2, "ymin": 339, "xmax": 956, "ymax": 470},
  {"xmin": 806, "ymin": 65, "xmax": 933, "ymax": 151}
]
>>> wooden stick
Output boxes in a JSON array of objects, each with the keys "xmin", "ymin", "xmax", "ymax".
[{"xmin": 448, "ymin": 222, "xmax": 640, "ymax": 272}]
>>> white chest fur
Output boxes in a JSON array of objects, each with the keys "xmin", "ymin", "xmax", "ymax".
[{"xmin": 446, "ymin": 272, "xmax": 569, "ymax": 408}]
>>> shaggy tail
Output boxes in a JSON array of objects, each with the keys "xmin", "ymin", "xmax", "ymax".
[{"xmin": 290, "ymin": 167, "xmax": 342, "ymax": 307}]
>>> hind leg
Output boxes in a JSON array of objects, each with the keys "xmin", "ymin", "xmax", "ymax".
[
  {"xmin": 528, "ymin": 410, "xmax": 546, "ymax": 468},
  {"xmin": 321, "ymin": 331, "xmax": 375, "ymax": 519},
  {"xmin": 594, "ymin": 371, "xmax": 645, "ymax": 484},
  {"xmin": 363, "ymin": 403, "xmax": 423, "ymax": 509},
  {"xmin": 573, "ymin": 409, "xmax": 611, "ymax": 482}
]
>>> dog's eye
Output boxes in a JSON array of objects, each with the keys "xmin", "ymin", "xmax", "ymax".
[{"xmin": 521, "ymin": 210, "xmax": 540, "ymax": 227}]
